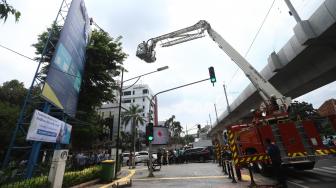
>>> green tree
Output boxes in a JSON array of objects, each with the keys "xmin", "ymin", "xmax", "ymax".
[
  {"xmin": 164, "ymin": 115, "xmax": 184, "ymax": 145},
  {"xmin": 0, "ymin": 80, "xmax": 27, "ymax": 159},
  {"xmin": 121, "ymin": 104, "xmax": 145, "ymax": 167},
  {"xmin": 288, "ymin": 101, "xmax": 321, "ymax": 120},
  {"xmin": 0, "ymin": 80, "xmax": 27, "ymax": 105},
  {"xmin": 0, "ymin": 0, "xmax": 20, "ymax": 22},
  {"xmin": 183, "ymin": 135, "xmax": 195, "ymax": 145}
]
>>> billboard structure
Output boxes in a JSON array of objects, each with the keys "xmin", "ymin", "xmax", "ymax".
[
  {"xmin": 41, "ymin": 0, "xmax": 90, "ymax": 117},
  {"xmin": 26, "ymin": 110, "xmax": 72, "ymax": 144},
  {"xmin": 152, "ymin": 126, "xmax": 169, "ymax": 145}
]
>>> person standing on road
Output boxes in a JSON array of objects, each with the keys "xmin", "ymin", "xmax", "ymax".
[{"xmin": 265, "ymin": 138, "xmax": 287, "ymax": 188}]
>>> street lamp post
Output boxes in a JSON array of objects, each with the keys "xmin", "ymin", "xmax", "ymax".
[{"xmin": 114, "ymin": 66, "xmax": 169, "ymax": 177}]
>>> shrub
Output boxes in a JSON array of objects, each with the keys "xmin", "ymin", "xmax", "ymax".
[{"xmin": 0, "ymin": 165, "xmax": 102, "ymax": 188}]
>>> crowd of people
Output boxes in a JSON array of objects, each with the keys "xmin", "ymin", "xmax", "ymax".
[{"xmin": 69, "ymin": 150, "xmax": 111, "ymax": 169}]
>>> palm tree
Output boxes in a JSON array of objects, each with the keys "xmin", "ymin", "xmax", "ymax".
[
  {"xmin": 121, "ymin": 104, "xmax": 145, "ymax": 168},
  {"xmin": 164, "ymin": 115, "xmax": 183, "ymax": 145}
]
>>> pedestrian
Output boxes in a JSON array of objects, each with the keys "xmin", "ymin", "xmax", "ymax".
[
  {"xmin": 265, "ymin": 138, "xmax": 287, "ymax": 188},
  {"xmin": 157, "ymin": 149, "xmax": 162, "ymax": 165}
]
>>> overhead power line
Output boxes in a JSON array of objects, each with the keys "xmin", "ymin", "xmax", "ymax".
[
  {"xmin": 0, "ymin": 43, "xmax": 80, "ymax": 78},
  {"xmin": 0, "ymin": 43, "xmax": 36, "ymax": 61},
  {"xmin": 228, "ymin": 0, "xmax": 276, "ymax": 85}
]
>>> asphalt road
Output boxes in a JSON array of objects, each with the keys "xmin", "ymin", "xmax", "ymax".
[
  {"xmin": 129, "ymin": 159, "xmax": 336, "ymax": 188},
  {"xmin": 131, "ymin": 162, "xmax": 276, "ymax": 188},
  {"xmin": 285, "ymin": 159, "xmax": 336, "ymax": 188}
]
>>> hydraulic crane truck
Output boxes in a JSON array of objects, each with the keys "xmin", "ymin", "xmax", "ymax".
[{"xmin": 136, "ymin": 20, "xmax": 336, "ymax": 173}]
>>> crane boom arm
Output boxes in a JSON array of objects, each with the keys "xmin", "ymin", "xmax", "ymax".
[{"xmin": 136, "ymin": 20, "xmax": 291, "ymax": 106}]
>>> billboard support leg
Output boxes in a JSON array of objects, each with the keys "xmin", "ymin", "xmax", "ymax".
[
  {"xmin": 25, "ymin": 102, "xmax": 50, "ymax": 178},
  {"xmin": 26, "ymin": 141, "xmax": 42, "ymax": 178}
]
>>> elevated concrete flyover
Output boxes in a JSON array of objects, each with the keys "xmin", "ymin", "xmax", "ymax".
[{"xmin": 210, "ymin": 0, "xmax": 336, "ymax": 136}]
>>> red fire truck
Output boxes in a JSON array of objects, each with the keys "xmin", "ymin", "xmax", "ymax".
[{"xmin": 223, "ymin": 102, "xmax": 336, "ymax": 174}]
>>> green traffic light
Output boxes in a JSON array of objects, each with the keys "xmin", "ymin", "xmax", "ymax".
[
  {"xmin": 208, "ymin": 66, "xmax": 216, "ymax": 84},
  {"xmin": 148, "ymin": 136, "xmax": 153, "ymax": 141}
]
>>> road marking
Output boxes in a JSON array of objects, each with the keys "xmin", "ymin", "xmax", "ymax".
[
  {"xmin": 314, "ymin": 168, "xmax": 336, "ymax": 174},
  {"xmin": 133, "ymin": 175, "xmax": 227, "ymax": 181},
  {"xmin": 320, "ymin": 166, "xmax": 336, "ymax": 172},
  {"xmin": 287, "ymin": 180, "xmax": 309, "ymax": 188},
  {"xmin": 308, "ymin": 169, "xmax": 336, "ymax": 178}
]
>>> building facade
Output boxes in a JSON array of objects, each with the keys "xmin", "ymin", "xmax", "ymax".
[{"xmin": 97, "ymin": 84, "xmax": 156, "ymax": 135}]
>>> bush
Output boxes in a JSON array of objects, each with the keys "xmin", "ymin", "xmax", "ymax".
[
  {"xmin": 0, "ymin": 165, "xmax": 102, "ymax": 188},
  {"xmin": 62, "ymin": 165, "xmax": 102, "ymax": 187},
  {"xmin": 0, "ymin": 176, "xmax": 49, "ymax": 188}
]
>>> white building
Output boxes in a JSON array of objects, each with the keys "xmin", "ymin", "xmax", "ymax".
[{"xmin": 97, "ymin": 84, "xmax": 156, "ymax": 135}]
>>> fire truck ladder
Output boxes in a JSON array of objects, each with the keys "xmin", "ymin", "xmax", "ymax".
[
  {"xmin": 295, "ymin": 122, "xmax": 315, "ymax": 157},
  {"xmin": 270, "ymin": 124, "xmax": 288, "ymax": 159}
]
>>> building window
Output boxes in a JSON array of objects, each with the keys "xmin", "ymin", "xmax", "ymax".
[
  {"xmin": 109, "ymin": 111, "xmax": 112, "ymax": 117},
  {"xmin": 143, "ymin": 106, "xmax": 145, "ymax": 109},
  {"xmin": 143, "ymin": 89, "xmax": 148, "ymax": 94},
  {"xmin": 102, "ymin": 112, "xmax": 104, "ymax": 117},
  {"xmin": 143, "ymin": 98, "xmax": 145, "ymax": 102},
  {"xmin": 133, "ymin": 90, "xmax": 135, "ymax": 95},
  {"xmin": 142, "ymin": 113, "xmax": 145, "ymax": 117},
  {"xmin": 122, "ymin": 99, "xmax": 131, "ymax": 103},
  {"xmin": 133, "ymin": 99, "xmax": 135, "ymax": 102},
  {"xmin": 123, "ymin": 91, "xmax": 131, "ymax": 96}
]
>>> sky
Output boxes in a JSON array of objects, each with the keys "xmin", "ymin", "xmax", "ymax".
[{"xmin": 1, "ymin": 0, "xmax": 335, "ymax": 134}]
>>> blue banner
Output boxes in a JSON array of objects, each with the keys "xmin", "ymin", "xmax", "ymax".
[{"xmin": 42, "ymin": 0, "xmax": 90, "ymax": 117}]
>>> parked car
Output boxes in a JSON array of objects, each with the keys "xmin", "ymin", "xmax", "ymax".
[
  {"xmin": 135, "ymin": 151, "xmax": 157, "ymax": 163},
  {"xmin": 123, "ymin": 151, "xmax": 157, "ymax": 165},
  {"xmin": 135, "ymin": 151, "xmax": 149, "ymax": 163},
  {"xmin": 180, "ymin": 147, "xmax": 211, "ymax": 162},
  {"xmin": 122, "ymin": 152, "xmax": 130, "ymax": 165}
]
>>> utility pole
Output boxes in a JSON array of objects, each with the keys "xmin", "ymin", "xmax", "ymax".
[
  {"xmin": 209, "ymin": 114, "xmax": 212, "ymax": 128},
  {"xmin": 214, "ymin": 103, "xmax": 219, "ymax": 124},
  {"xmin": 223, "ymin": 83, "xmax": 231, "ymax": 113},
  {"xmin": 186, "ymin": 124, "xmax": 188, "ymax": 136},
  {"xmin": 284, "ymin": 0, "xmax": 302, "ymax": 23}
]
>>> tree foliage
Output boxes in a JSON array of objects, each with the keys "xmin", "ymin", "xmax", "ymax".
[
  {"xmin": 0, "ymin": 80, "xmax": 27, "ymax": 158},
  {"xmin": 0, "ymin": 0, "xmax": 20, "ymax": 22},
  {"xmin": 121, "ymin": 104, "xmax": 145, "ymax": 131},
  {"xmin": 78, "ymin": 30, "xmax": 127, "ymax": 114},
  {"xmin": 164, "ymin": 115, "xmax": 184, "ymax": 145},
  {"xmin": 121, "ymin": 104, "xmax": 145, "ymax": 152},
  {"xmin": 288, "ymin": 101, "xmax": 321, "ymax": 120}
]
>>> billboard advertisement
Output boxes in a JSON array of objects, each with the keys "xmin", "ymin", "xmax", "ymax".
[
  {"xmin": 152, "ymin": 126, "xmax": 169, "ymax": 145},
  {"xmin": 41, "ymin": 0, "xmax": 90, "ymax": 117},
  {"xmin": 26, "ymin": 110, "xmax": 72, "ymax": 144}
]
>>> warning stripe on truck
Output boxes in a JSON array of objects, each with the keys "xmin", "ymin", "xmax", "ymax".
[
  {"xmin": 238, "ymin": 154, "xmax": 270, "ymax": 164},
  {"xmin": 228, "ymin": 130, "xmax": 239, "ymax": 164},
  {"xmin": 315, "ymin": 148, "xmax": 336, "ymax": 155},
  {"xmin": 287, "ymin": 152, "xmax": 307, "ymax": 157}
]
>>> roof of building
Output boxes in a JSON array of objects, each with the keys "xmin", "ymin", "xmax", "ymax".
[{"xmin": 318, "ymin": 98, "xmax": 336, "ymax": 117}]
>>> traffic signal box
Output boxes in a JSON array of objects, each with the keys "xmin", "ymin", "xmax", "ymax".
[
  {"xmin": 208, "ymin": 66, "xmax": 216, "ymax": 86},
  {"xmin": 146, "ymin": 123, "xmax": 154, "ymax": 142}
]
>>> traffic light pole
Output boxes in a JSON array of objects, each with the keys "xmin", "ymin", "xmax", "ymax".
[{"xmin": 147, "ymin": 77, "xmax": 211, "ymax": 177}]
